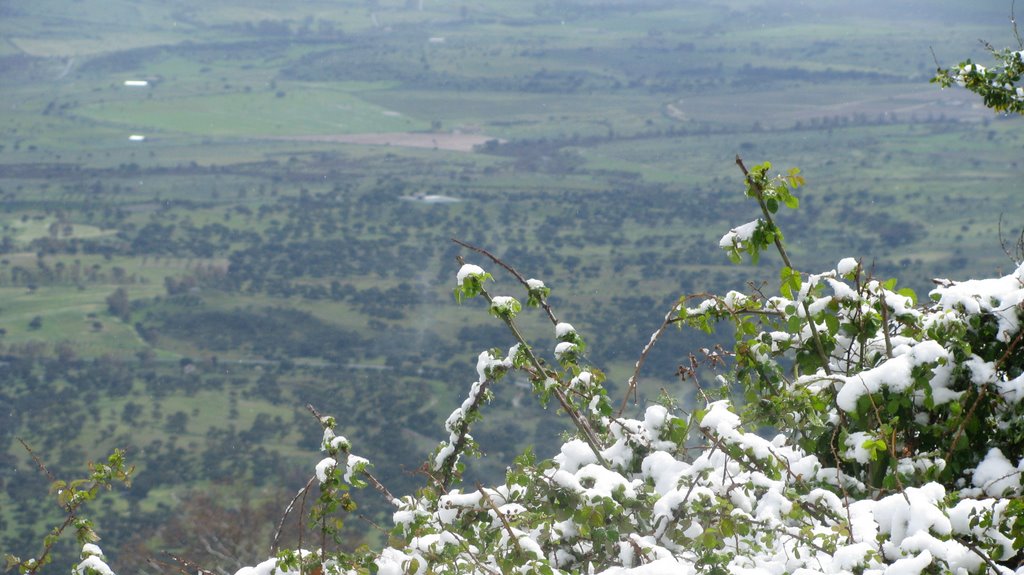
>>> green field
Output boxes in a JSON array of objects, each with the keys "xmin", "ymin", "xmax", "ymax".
[{"xmin": 77, "ymin": 85, "xmax": 429, "ymax": 136}]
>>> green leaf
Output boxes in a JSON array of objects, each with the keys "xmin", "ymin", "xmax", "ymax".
[
  {"xmin": 780, "ymin": 267, "xmax": 802, "ymax": 301},
  {"xmin": 897, "ymin": 287, "xmax": 917, "ymax": 305},
  {"xmin": 824, "ymin": 314, "xmax": 840, "ymax": 336}
]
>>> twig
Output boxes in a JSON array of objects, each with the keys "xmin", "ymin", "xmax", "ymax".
[
  {"xmin": 360, "ymin": 471, "xmax": 398, "ymax": 505},
  {"xmin": 878, "ymin": 298, "xmax": 894, "ymax": 359},
  {"xmin": 734, "ymin": 156, "xmax": 794, "ymax": 270},
  {"xmin": 859, "ymin": 381, "xmax": 909, "ymax": 501},
  {"xmin": 17, "ymin": 438, "xmax": 56, "ymax": 483},
  {"xmin": 946, "ymin": 330, "xmax": 1024, "ymax": 464},
  {"xmin": 356, "ymin": 513, "xmax": 391, "ymax": 537},
  {"xmin": 447, "ymin": 531, "xmax": 502, "ymax": 575},
  {"xmin": 829, "ymin": 424, "xmax": 855, "ymax": 544},
  {"xmin": 1013, "ymin": 0, "xmax": 1023, "ymax": 50},
  {"xmin": 455, "ymin": 254, "xmax": 607, "ymax": 467},
  {"xmin": 930, "ymin": 46, "xmax": 943, "ymax": 72},
  {"xmin": 677, "ymin": 353, "xmax": 712, "ymax": 404},
  {"xmin": 452, "ymin": 238, "xmax": 559, "ymax": 325},
  {"xmin": 996, "ymin": 328, "xmax": 1024, "ymax": 370},
  {"xmin": 961, "ymin": 536, "xmax": 1004, "ymax": 574},
  {"xmin": 147, "ymin": 556, "xmax": 191, "ymax": 575},
  {"xmin": 297, "ymin": 475, "xmax": 312, "ymax": 575},
  {"xmin": 618, "ymin": 300, "xmax": 684, "ymax": 416},
  {"xmin": 946, "ymin": 391, "xmax": 994, "ymax": 463},
  {"xmin": 163, "ymin": 553, "xmax": 219, "ymax": 575},
  {"xmin": 735, "ymin": 155, "xmax": 833, "ymax": 377},
  {"xmin": 272, "ymin": 477, "xmax": 316, "ymax": 555},
  {"xmin": 304, "ymin": 404, "xmax": 398, "ymax": 505},
  {"xmin": 997, "ymin": 213, "xmax": 1024, "ymax": 266},
  {"xmin": 434, "ymin": 374, "xmax": 495, "ymax": 489},
  {"xmin": 476, "ymin": 483, "xmax": 525, "ymax": 556},
  {"xmin": 13, "ymin": 440, "xmax": 96, "ymax": 575}
]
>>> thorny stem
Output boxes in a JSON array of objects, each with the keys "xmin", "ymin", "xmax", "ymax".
[
  {"xmin": 619, "ymin": 286, "xmax": 774, "ymax": 416},
  {"xmin": 14, "ymin": 440, "xmax": 130, "ymax": 575},
  {"xmin": 320, "ymin": 501, "xmax": 327, "ymax": 569},
  {"xmin": 146, "ymin": 555, "xmax": 208, "ymax": 575},
  {"xmin": 683, "ymin": 354, "xmax": 714, "ymax": 404},
  {"xmin": 996, "ymin": 213, "xmax": 1024, "ymax": 266},
  {"xmin": 487, "ymin": 293, "xmax": 608, "ymax": 467},
  {"xmin": 735, "ymin": 155, "xmax": 833, "ymax": 377},
  {"xmin": 996, "ymin": 327, "xmax": 1024, "ymax": 370},
  {"xmin": 22, "ymin": 512, "xmax": 78, "ymax": 575},
  {"xmin": 622, "ymin": 290, "xmax": 772, "ymax": 414},
  {"xmin": 945, "ymin": 384, "xmax": 989, "ymax": 467},
  {"xmin": 852, "ymin": 268, "xmax": 867, "ymax": 372},
  {"xmin": 297, "ymin": 473, "xmax": 312, "ymax": 575},
  {"xmin": 448, "ymin": 531, "xmax": 502, "ymax": 575}
]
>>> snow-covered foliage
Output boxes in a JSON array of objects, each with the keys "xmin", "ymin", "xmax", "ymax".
[
  {"xmin": 14, "ymin": 42, "xmax": 1024, "ymax": 571},
  {"xmin": 74, "ymin": 544, "xmax": 115, "ymax": 575},
  {"xmin": 239, "ymin": 161, "xmax": 1024, "ymax": 575},
  {"xmin": 934, "ymin": 43, "xmax": 1024, "ymax": 114},
  {"xmin": 13, "ymin": 159, "xmax": 1023, "ymax": 575}
]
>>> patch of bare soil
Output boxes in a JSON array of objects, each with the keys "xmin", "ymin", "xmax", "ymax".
[{"xmin": 273, "ymin": 132, "xmax": 501, "ymax": 152}]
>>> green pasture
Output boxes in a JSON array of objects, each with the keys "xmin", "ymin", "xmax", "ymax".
[
  {"xmin": 75, "ymin": 84, "xmax": 430, "ymax": 137},
  {"xmin": 0, "ymin": 283, "xmax": 162, "ymax": 349},
  {"xmin": 1, "ymin": 216, "xmax": 112, "ymax": 243}
]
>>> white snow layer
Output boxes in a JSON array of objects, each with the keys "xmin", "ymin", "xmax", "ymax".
[
  {"xmin": 456, "ymin": 264, "xmax": 485, "ymax": 286},
  {"xmin": 719, "ymin": 219, "xmax": 761, "ymax": 248}
]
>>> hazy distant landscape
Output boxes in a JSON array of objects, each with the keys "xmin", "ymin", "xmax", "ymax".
[{"xmin": 1, "ymin": 0, "xmax": 1022, "ymax": 571}]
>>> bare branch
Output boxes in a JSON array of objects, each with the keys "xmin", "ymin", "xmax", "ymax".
[
  {"xmin": 17, "ymin": 438, "xmax": 56, "ymax": 484},
  {"xmin": 163, "ymin": 553, "xmax": 219, "ymax": 575},
  {"xmin": 1013, "ymin": 0, "xmax": 1023, "ymax": 49},
  {"xmin": 618, "ymin": 300, "xmax": 684, "ymax": 416},
  {"xmin": 272, "ymin": 476, "xmax": 316, "ymax": 555}
]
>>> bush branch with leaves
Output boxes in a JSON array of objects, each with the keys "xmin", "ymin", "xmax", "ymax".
[
  {"xmin": 4, "ymin": 443, "xmax": 133, "ymax": 575},
  {"xmin": 216, "ymin": 152, "xmax": 1024, "ymax": 575}
]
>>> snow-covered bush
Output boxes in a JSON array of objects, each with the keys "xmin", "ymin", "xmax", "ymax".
[
  {"xmin": 11, "ymin": 158, "xmax": 1023, "ymax": 575},
  {"xmin": 230, "ymin": 157, "xmax": 1024, "ymax": 575},
  {"xmin": 933, "ymin": 28, "xmax": 1024, "ymax": 114}
]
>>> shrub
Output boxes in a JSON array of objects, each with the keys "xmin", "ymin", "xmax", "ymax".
[{"xmin": 234, "ymin": 157, "xmax": 1024, "ymax": 575}]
